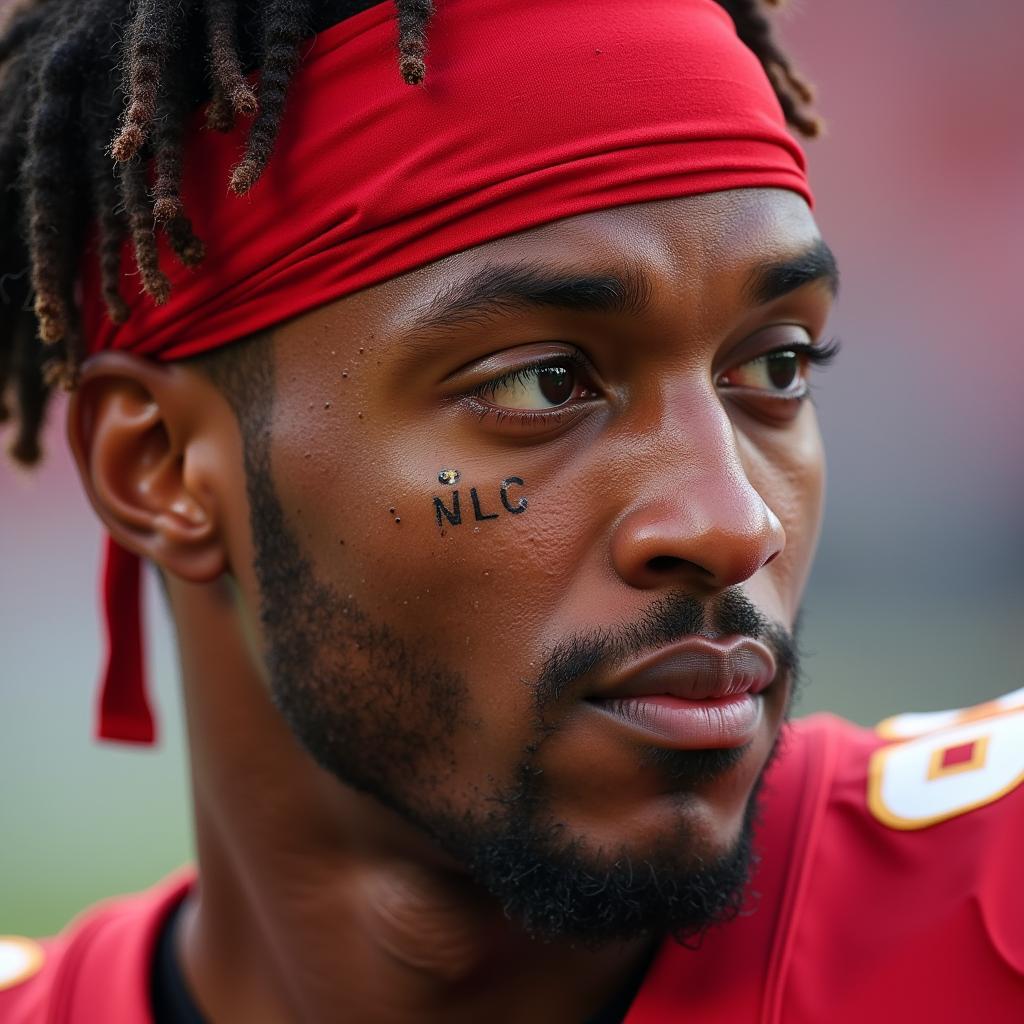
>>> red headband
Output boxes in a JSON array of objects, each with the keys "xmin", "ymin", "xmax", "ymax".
[{"xmin": 82, "ymin": 0, "xmax": 812, "ymax": 743}]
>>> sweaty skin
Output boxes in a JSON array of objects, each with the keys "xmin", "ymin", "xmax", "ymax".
[{"xmin": 69, "ymin": 189, "xmax": 833, "ymax": 1023}]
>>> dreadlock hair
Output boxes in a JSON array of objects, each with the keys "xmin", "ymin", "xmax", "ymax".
[{"xmin": 0, "ymin": 0, "xmax": 820, "ymax": 467}]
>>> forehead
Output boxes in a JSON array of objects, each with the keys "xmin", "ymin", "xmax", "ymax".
[
  {"xmin": 390, "ymin": 188, "xmax": 820, "ymax": 316},
  {"xmin": 275, "ymin": 188, "xmax": 825, "ymax": 347}
]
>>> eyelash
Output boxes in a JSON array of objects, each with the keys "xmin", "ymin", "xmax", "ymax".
[
  {"xmin": 777, "ymin": 337, "xmax": 842, "ymax": 370},
  {"xmin": 464, "ymin": 338, "xmax": 842, "ymax": 426},
  {"xmin": 464, "ymin": 350, "xmax": 594, "ymax": 427},
  {"xmin": 717, "ymin": 338, "xmax": 842, "ymax": 387},
  {"xmin": 469, "ymin": 350, "xmax": 591, "ymax": 401}
]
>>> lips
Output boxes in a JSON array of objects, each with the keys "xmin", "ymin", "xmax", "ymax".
[
  {"xmin": 586, "ymin": 636, "xmax": 777, "ymax": 749},
  {"xmin": 593, "ymin": 636, "xmax": 776, "ymax": 702}
]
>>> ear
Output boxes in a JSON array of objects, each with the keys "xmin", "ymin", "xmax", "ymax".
[{"xmin": 68, "ymin": 351, "xmax": 230, "ymax": 583}]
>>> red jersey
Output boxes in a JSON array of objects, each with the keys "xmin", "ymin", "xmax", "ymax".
[{"xmin": 3, "ymin": 693, "xmax": 1023, "ymax": 1023}]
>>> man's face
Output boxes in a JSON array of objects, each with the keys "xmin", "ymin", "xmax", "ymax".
[{"xmin": 233, "ymin": 188, "xmax": 832, "ymax": 941}]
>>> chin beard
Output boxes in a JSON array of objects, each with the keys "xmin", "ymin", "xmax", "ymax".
[{"xmin": 433, "ymin": 756, "xmax": 766, "ymax": 947}]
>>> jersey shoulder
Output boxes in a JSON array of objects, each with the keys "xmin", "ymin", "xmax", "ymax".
[
  {"xmin": 0, "ymin": 870, "xmax": 194, "ymax": 1024},
  {"xmin": 794, "ymin": 683, "xmax": 1024, "ymax": 834},
  {"xmin": 783, "ymin": 689, "xmax": 1024, "ymax": 1017}
]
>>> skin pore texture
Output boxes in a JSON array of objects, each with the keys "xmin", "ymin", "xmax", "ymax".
[{"xmin": 69, "ymin": 188, "xmax": 833, "ymax": 1023}]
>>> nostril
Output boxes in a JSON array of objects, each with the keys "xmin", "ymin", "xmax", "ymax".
[
  {"xmin": 645, "ymin": 555, "xmax": 712, "ymax": 577},
  {"xmin": 647, "ymin": 555, "xmax": 683, "ymax": 573}
]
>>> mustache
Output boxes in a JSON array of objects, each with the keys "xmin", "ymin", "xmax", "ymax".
[{"xmin": 532, "ymin": 589, "xmax": 799, "ymax": 713}]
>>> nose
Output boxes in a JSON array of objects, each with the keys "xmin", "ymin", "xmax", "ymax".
[{"xmin": 609, "ymin": 412, "xmax": 785, "ymax": 594}]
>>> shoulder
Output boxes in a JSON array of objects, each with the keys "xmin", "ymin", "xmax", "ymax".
[
  {"xmin": 786, "ymin": 684, "xmax": 1024, "ymax": 836},
  {"xmin": 780, "ymin": 689, "xmax": 1024, "ymax": 927},
  {"xmin": 776, "ymin": 689, "xmax": 1024, "ymax": 1015},
  {"xmin": 0, "ymin": 869, "xmax": 195, "ymax": 1024}
]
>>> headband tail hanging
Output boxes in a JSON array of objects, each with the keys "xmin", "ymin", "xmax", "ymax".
[{"xmin": 97, "ymin": 535, "xmax": 157, "ymax": 744}]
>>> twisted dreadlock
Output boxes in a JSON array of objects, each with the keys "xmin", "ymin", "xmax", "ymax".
[{"xmin": 0, "ymin": 0, "xmax": 819, "ymax": 467}]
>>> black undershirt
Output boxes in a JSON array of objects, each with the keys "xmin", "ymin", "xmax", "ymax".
[
  {"xmin": 151, "ymin": 901, "xmax": 205, "ymax": 1024},
  {"xmin": 150, "ymin": 899, "xmax": 651, "ymax": 1024}
]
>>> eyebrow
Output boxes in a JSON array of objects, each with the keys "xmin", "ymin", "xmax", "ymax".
[
  {"xmin": 410, "ymin": 261, "xmax": 652, "ymax": 335},
  {"xmin": 408, "ymin": 239, "xmax": 838, "ymax": 336},
  {"xmin": 745, "ymin": 237, "xmax": 839, "ymax": 306}
]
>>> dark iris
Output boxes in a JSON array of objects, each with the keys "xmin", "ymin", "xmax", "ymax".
[
  {"xmin": 537, "ymin": 364, "xmax": 574, "ymax": 405},
  {"xmin": 767, "ymin": 351, "xmax": 800, "ymax": 390}
]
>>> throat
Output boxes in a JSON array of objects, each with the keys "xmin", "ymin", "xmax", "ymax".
[{"xmin": 358, "ymin": 863, "xmax": 496, "ymax": 984}]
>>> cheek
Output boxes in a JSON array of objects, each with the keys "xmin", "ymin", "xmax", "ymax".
[{"xmin": 266, "ymin": 396, "xmax": 581, "ymax": 748}]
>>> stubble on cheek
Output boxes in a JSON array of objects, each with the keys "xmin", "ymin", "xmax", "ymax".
[{"xmin": 240, "ymin": 411, "xmax": 474, "ymax": 821}]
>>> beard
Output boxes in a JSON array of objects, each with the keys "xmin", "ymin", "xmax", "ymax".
[{"xmin": 241, "ymin": 416, "xmax": 800, "ymax": 946}]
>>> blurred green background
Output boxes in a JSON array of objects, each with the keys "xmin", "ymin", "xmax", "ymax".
[{"xmin": 3, "ymin": 0, "xmax": 1023, "ymax": 937}]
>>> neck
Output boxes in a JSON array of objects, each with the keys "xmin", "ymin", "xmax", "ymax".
[{"xmin": 167, "ymin": 575, "xmax": 652, "ymax": 1024}]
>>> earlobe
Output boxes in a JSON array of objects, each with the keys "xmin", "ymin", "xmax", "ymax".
[{"xmin": 68, "ymin": 352, "xmax": 228, "ymax": 583}]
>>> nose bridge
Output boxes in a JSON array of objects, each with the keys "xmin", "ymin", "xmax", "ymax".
[
  {"xmin": 643, "ymin": 383, "xmax": 751, "ymax": 505},
  {"xmin": 609, "ymin": 391, "xmax": 785, "ymax": 592}
]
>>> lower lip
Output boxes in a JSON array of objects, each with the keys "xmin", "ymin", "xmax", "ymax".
[{"xmin": 588, "ymin": 693, "xmax": 764, "ymax": 749}]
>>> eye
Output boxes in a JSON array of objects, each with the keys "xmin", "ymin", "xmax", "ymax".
[
  {"xmin": 719, "ymin": 350, "xmax": 807, "ymax": 395},
  {"xmin": 717, "ymin": 340, "xmax": 840, "ymax": 398},
  {"xmin": 474, "ymin": 356, "xmax": 595, "ymax": 411}
]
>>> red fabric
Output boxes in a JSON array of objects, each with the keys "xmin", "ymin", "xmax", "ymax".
[
  {"xmin": 0, "ymin": 869, "xmax": 193, "ymax": 1023},
  {"xmin": 5, "ymin": 712, "xmax": 1023, "ymax": 1021},
  {"xmin": 97, "ymin": 537, "xmax": 155, "ymax": 743},
  {"xmin": 81, "ymin": 0, "xmax": 811, "ymax": 743}
]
